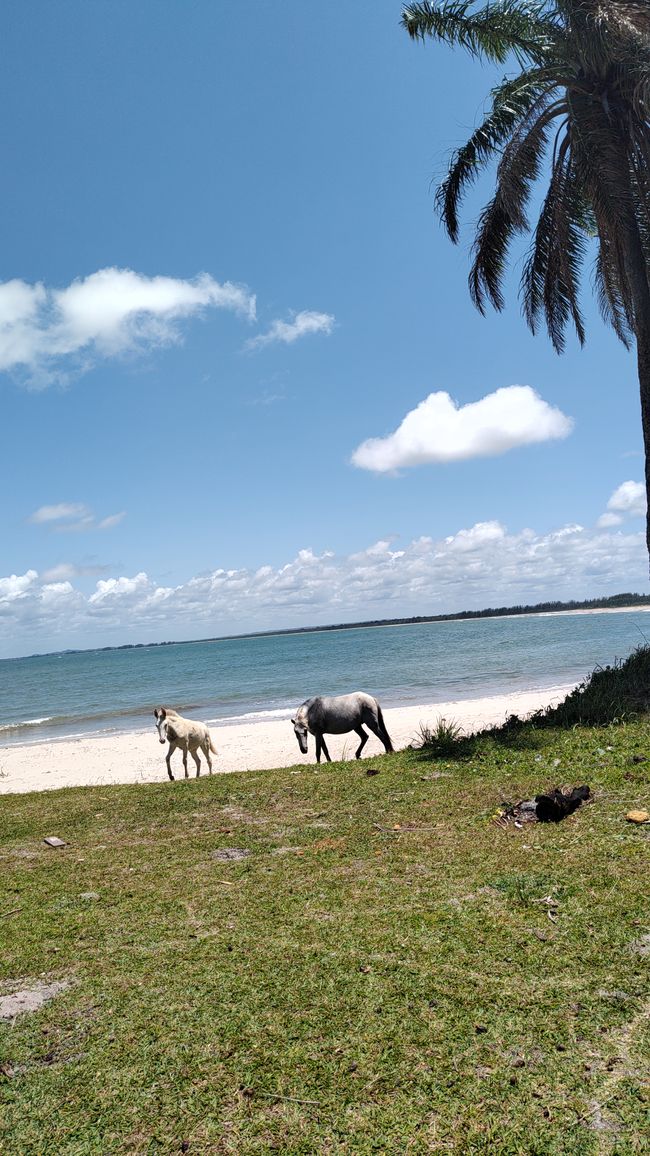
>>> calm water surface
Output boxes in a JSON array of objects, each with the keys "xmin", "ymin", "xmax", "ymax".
[{"xmin": 0, "ymin": 610, "xmax": 648, "ymax": 745}]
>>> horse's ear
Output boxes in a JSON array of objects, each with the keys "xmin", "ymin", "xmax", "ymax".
[
  {"xmin": 291, "ymin": 718, "xmax": 295, "ymax": 725},
  {"xmin": 154, "ymin": 707, "xmax": 165, "ymax": 720}
]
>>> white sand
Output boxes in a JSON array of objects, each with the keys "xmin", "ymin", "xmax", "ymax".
[{"xmin": 0, "ymin": 683, "xmax": 576, "ymax": 796}]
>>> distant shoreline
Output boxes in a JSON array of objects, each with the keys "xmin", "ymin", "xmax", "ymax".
[{"xmin": 10, "ymin": 594, "xmax": 650, "ymax": 662}]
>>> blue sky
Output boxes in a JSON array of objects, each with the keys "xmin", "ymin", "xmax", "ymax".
[{"xmin": 0, "ymin": 0, "xmax": 647, "ymax": 658}]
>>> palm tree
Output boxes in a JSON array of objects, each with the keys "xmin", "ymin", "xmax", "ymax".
[{"xmin": 401, "ymin": 1, "xmax": 650, "ymax": 556}]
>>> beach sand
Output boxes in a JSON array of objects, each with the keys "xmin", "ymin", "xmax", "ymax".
[{"xmin": 0, "ymin": 683, "xmax": 576, "ymax": 796}]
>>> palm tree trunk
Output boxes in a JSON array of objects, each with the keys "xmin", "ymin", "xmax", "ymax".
[
  {"xmin": 623, "ymin": 228, "xmax": 650, "ymax": 564},
  {"xmin": 636, "ymin": 326, "xmax": 650, "ymax": 564}
]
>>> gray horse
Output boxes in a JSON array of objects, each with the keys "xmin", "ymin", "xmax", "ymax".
[{"xmin": 291, "ymin": 691, "xmax": 394, "ymax": 763}]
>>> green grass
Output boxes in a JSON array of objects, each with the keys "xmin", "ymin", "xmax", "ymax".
[{"xmin": 1, "ymin": 720, "xmax": 649, "ymax": 1153}]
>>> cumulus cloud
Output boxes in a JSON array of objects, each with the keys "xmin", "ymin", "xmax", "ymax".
[
  {"xmin": 351, "ymin": 385, "xmax": 573, "ymax": 472},
  {"xmin": 28, "ymin": 503, "xmax": 125, "ymax": 532},
  {"xmin": 1, "ymin": 519, "xmax": 647, "ymax": 656},
  {"xmin": 247, "ymin": 310, "xmax": 335, "ymax": 350},
  {"xmin": 0, "ymin": 268, "xmax": 256, "ymax": 384},
  {"xmin": 597, "ymin": 481, "xmax": 646, "ymax": 527}
]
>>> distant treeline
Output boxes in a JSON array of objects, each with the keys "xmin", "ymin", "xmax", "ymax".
[
  {"xmin": 213, "ymin": 592, "xmax": 650, "ymax": 640},
  {"xmin": 67, "ymin": 591, "xmax": 650, "ymax": 656}
]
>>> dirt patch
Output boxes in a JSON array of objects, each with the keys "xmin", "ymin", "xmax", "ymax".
[
  {"xmin": 211, "ymin": 847, "xmax": 252, "ymax": 862},
  {"xmin": 0, "ymin": 979, "xmax": 70, "ymax": 1021}
]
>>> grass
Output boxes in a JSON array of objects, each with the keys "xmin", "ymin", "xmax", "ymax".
[
  {"xmin": 1, "ymin": 719, "xmax": 649, "ymax": 1153},
  {"xmin": 413, "ymin": 716, "xmax": 465, "ymax": 757}
]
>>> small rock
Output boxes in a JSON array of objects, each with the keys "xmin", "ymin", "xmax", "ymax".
[
  {"xmin": 626, "ymin": 810, "xmax": 650, "ymax": 824},
  {"xmin": 366, "ymin": 768, "xmax": 380, "ymax": 777},
  {"xmin": 43, "ymin": 837, "xmax": 66, "ymax": 848},
  {"xmin": 80, "ymin": 892, "xmax": 101, "ymax": 901}
]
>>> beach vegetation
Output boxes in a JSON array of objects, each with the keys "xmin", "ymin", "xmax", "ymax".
[
  {"xmin": 402, "ymin": 1, "xmax": 650, "ymax": 558},
  {"xmin": 510, "ymin": 642, "xmax": 650, "ymax": 729},
  {"xmin": 1, "ymin": 711, "xmax": 648, "ymax": 1151},
  {"xmin": 413, "ymin": 714, "xmax": 465, "ymax": 754}
]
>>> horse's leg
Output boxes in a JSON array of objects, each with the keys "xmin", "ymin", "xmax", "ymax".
[
  {"xmin": 315, "ymin": 733, "xmax": 322, "ymax": 763},
  {"xmin": 203, "ymin": 741, "xmax": 213, "ymax": 774},
  {"xmin": 191, "ymin": 748, "xmax": 201, "ymax": 777},
  {"xmin": 377, "ymin": 707, "xmax": 394, "ymax": 753},
  {"xmin": 366, "ymin": 709, "xmax": 394, "ymax": 754},
  {"xmin": 182, "ymin": 744, "xmax": 189, "ymax": 779},
  {"xmin": 320, "ymin": 735, "xmax": 332, "ymax": 762},
  {"xmin": 354, "ymin": 726, "xmax": 368, "ymax": 759},
  {"xmin": 166, "ymin": 742, "xmax": 176, "ymax": 781}
]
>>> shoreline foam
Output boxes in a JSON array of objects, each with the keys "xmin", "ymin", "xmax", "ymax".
[{"xmin": 0, "ymin": 682, "xmax": 576, "ymax": 796}]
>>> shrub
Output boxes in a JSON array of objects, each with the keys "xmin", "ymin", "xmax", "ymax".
[{"xmin": 414, "ymin": 715, "xmax": 464, "ymax": 756}]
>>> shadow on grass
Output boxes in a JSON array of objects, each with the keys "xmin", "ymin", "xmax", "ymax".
[{"xmin": 414, "ymin": 645, "xmax": 650, "ymax": 763}]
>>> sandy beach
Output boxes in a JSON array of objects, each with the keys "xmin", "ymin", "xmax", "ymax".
[{"xmin": 0, "ymin": 683, "xmax": 576, "ymax": 795}]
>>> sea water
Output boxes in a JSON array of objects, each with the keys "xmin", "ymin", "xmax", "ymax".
[{"xmin": 0, "ymin": 610, "xmax": 648, "ymax": 745}]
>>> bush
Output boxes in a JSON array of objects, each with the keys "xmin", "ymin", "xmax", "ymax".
[{"xmin": 413, "ymin": 715, "xmax": 464, "ymax": 755}]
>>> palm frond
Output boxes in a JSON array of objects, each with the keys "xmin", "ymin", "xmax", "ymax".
[
  {"xmin": 521, "ymin": 138, "xmax": 587, "ymax": 351},
  {"xmin": 469, "ymin": 193, "xmax": 520, "ymax": 312},
  {"xmin": 594, "ymin": 245, "xmax": 633, "ymax": 346},
  {"xmin": 437, "ymin": 71, "xmax": 558, "ymax": 240},
  {"xmin": 493, "ymin": 95, "xmax": 565, "ymax": 225},
  {"xmin": 401, "ymin": 0, "xmax": 557, "ymax": 66}
]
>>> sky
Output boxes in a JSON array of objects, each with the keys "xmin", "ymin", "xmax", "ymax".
[{"xmin": 0, "ymin": 0, "xmax": 648, "ymax": 659}]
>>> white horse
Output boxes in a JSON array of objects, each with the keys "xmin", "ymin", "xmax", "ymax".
[
  {"xmin": 154, "ymin": 707, "xmax": 217, "ymax": 780},
  {"xmin": 291, "ymin": 692, "xmax": 393, "ymax": 763}
]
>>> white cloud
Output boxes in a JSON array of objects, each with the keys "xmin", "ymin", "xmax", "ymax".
[
  {"xmin": 351, "ymin": 385, "xmax": 573, "ymax": 472},
  {"xmin": 596, "ymin": 480, "xmax": 647, "ymax": 528},
  {"xmin": 0, "ymin": 268, "xmax": 256, "ymax": 384},
  {"xmin": 0, "ymin": 570, "xmax": 38, "ymax": 604},
  {"xmin": 41, "ymin": 563, "xmax": 111, "ymax": 582},
  {"xmin": 28, "ymin": 503, "xmax": 126, "ymax": 533},
  {"xmin": 29, "ymin": 503, "xmax": 90, "ymax": 524},
  {"xmin": 96, "ymin": 512, "xmax": 126, "ymax": 531},
  {"xmin": 247, "ymin": 310, "xmax": 335, "ymax": 350},
  {"xmin": 1, "ymin": 518, "xmax": 647, "ymax": 656}
]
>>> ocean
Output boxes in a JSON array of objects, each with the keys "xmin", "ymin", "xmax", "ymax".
[{"xmin": 0, "ymin": 609, "xmax": 648, "ymax": 746}]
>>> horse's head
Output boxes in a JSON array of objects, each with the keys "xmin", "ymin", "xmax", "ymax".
[
  {"xmin": 291, "ymin": 711, "xmax": 309, "ymax": 755},
  {"xmin": 154, "ymin": 706, "xmax": 168, "ymax": 745}
]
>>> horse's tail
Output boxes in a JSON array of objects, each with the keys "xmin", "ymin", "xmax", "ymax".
[
  {"xmin": 209, "ymin": 733, "xmax": 218, "ymax": 755},
  {"xmin": 376, "ymin": 703, "xmax": 393, "ymax": 752}
]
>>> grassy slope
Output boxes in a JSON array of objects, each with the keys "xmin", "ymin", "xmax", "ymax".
[{"xmin": 1, "ymin": 722, "xmax": 649, "ymax": 1154}]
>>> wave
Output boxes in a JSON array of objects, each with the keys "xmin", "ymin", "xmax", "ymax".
[
  {"xmin": 214, "ymin": 706, "xmax": 293, "ymax": 725},
  {"xmin": 0, "ymin": 716, "xmax": 55, "ymax": 732}
]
